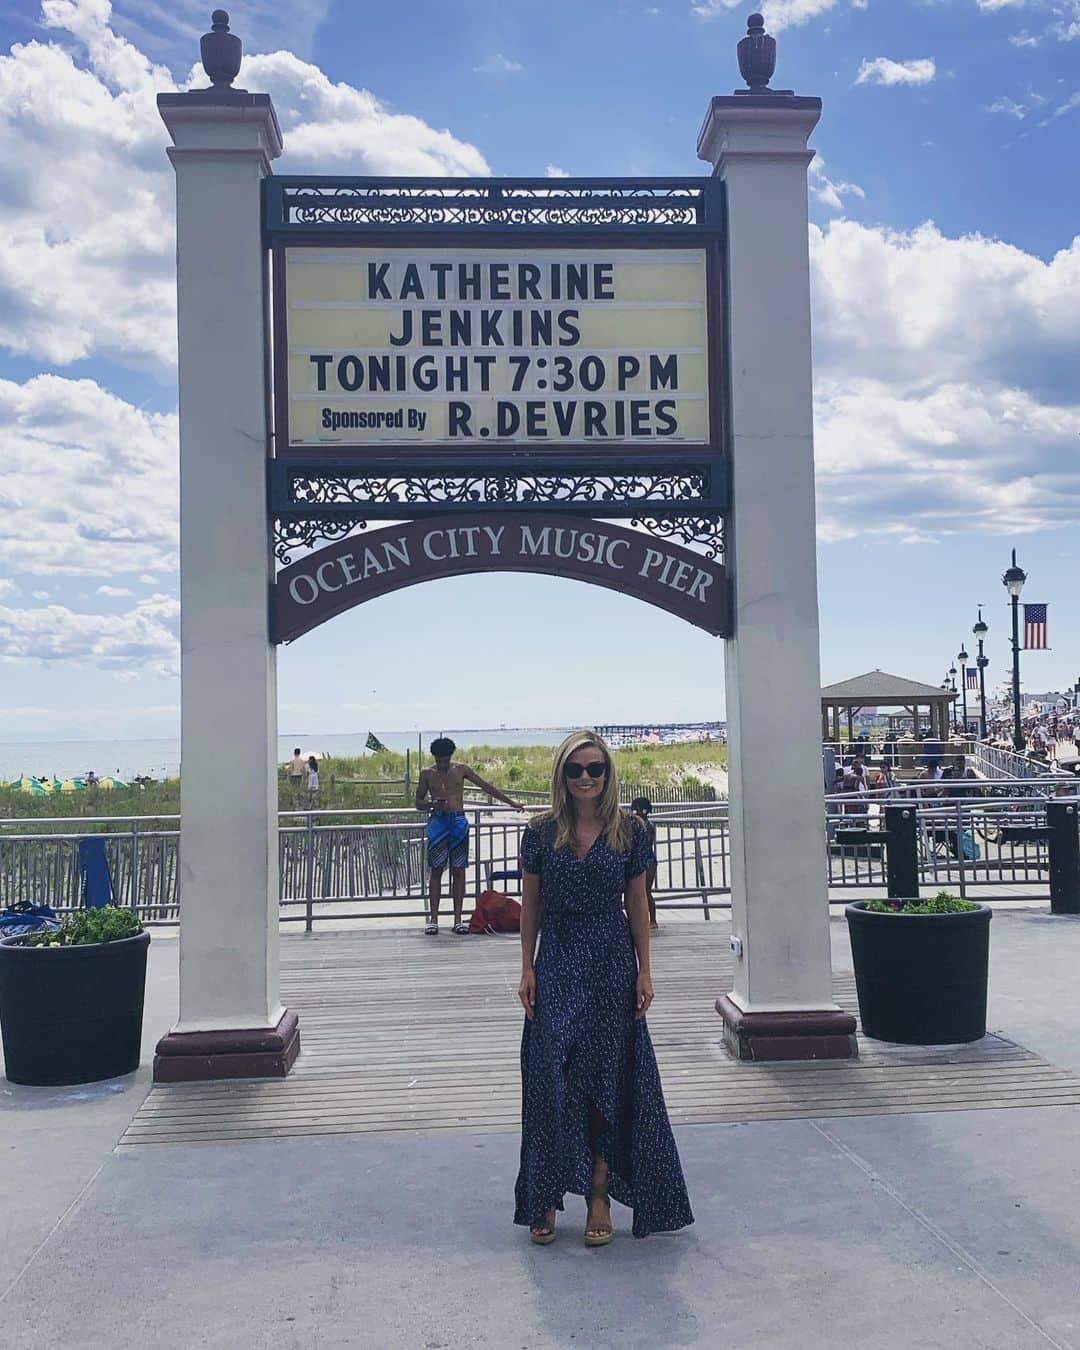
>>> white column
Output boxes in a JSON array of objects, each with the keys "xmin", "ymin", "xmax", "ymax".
[
  {"xmin": 699, "ymin": 95, "xmax": 851, "ymax": 1048},
  {"xmin": 159, "ymin": 93, "xmax": 284, "ymax": 1035}
]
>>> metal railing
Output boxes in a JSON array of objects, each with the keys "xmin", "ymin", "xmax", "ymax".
[
  {"xmin": 2, "ymin": 793, "xmax": 1075, "ymax": 925},
  {"xmin": 974, "ymin": 740, "xmax": 1075, "ymax": 784}
]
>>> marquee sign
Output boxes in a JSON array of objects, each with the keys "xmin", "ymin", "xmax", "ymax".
[
  {"xmin": 274, "ymin": 513, "xmax": 730, "ymax": 643},
  {"xmin": 277, "ymin": 247, "xmax": 711, "ymax": 451}
]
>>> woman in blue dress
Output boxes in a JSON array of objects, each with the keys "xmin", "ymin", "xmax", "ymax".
[{"xmin": 514, "ymin": 730, "xmax": 693, "ymax": 1245}]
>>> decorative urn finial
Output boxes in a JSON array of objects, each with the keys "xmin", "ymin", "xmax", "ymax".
[
  {"xmin": 201, "ymin": 9, "xmax": 242, "ymax": 88},
  {"xmin": 737, "ymin": 12, "xmax": 776, "ymax": 92}
]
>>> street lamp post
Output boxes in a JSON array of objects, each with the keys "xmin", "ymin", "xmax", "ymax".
[
  {"xmin": 973, "ymin": 608, "xmax": 989, "ymax": 740},
  {"xmin": 948, "ymin": 665, "xmax": 958, "ymax": 733},
  {"xmin": 1002, "ymin": 548, "xmax": 1027, "ymax": 753},
  {"xmin": 957, "ymin": 645, "xmax": 969, "ymax": 737}
]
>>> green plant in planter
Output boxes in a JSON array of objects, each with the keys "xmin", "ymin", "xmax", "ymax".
[
  {"xmin": 22, "ymin": 906, "xmax": 144, "ymax": 947},
  {"xmin": 865, "ymin": 890, "xmax": 978, "ymax": 915}
]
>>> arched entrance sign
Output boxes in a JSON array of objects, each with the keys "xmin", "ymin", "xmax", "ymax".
[
  {"xmin": 153, "ymin": 10, "xmax": 854, "ymax": 1085},
  {"xmin": 274, "ymin": 513, "xmax": 730, "ymax": 643}
]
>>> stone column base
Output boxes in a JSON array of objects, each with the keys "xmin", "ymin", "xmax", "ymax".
[
  {"xmin": 717, "ymin": 995, "xmax": 857, "ymax": 1061},
  {"xmin": 154, "ymin": 1009, "xmax": 300, "ymax": 1083}
]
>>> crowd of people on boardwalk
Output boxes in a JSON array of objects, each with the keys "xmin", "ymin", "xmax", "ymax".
[
  {"xmin": 825, "ymin": 717, "xmax": 1080, "ymax": 836},
  {"xmin": 984, "ymin": 711, "xmax": 1079, "ymax": 769},
  {"xmin": 824, "ymin": 731, "xmax": 973, "ymax": 807}
]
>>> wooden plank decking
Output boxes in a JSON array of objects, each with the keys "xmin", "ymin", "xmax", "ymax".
[{"xmin": 119, "ymin": 923, "xmax": 1080, "ymax": 1147}]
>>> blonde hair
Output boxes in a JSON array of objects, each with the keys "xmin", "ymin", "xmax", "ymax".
[{"xmin": 534, "ymin": 730, "xmax": 631, "ymax": 855}]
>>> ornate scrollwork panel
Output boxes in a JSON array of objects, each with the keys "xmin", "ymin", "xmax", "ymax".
[
  {"xmin": 630, "ymin": 515, "xmax": 725, "ymax": 559},
  {"xmin": 274, "ymin": 517, "xmax": 366, "ymax": 567},
  {"xmin": 266, "ymin": 178, "xmax": 712, "ymax": 234},
  {"xmin": 273, "ymin": 512, "xmax": 723, "ymax": 568},
  {"xmin": 287, "ymin": 468, "xmax": 711, "ymax": 510}
]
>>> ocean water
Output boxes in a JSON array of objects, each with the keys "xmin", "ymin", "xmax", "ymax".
[{"xmin": 0, "ymin": 728, "xmax": 574, "ymax": 782}]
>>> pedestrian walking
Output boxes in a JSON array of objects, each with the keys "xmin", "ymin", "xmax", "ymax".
[
  {"xmin": 515, "ymin": 730, "xmax": 693, "ymax": 1245},
  {"xmin": 306, "ymin": 755, "xmax": 319, "ymax": 800},
  {"xmin": 629, "ymin": 796, "xmax": 659, "ymax": 928},
  {"xmin": 287, "ymin": 747, "xmax": 306, "ymax": 805}
]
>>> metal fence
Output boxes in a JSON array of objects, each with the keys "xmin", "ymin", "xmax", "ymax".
[
  {"xmin": 822, "ymin": 793, "xmax": 1068, "ymax": 900},
  {"xmin": 973, "ymin": 740, "xmax": 1073, "ymax": 784},
  {"xmin": 2, "ymin": 793, "xmax": 1074, "ymax": 926}
]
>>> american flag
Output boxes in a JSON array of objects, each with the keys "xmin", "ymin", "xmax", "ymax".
[
  {"xmin": 966, "ymin": 667, "xmax": 979, "ymax": 690},
  {"xmin": 1023, "ymin": 603, "xmax": 1048, "ymax": 650}
]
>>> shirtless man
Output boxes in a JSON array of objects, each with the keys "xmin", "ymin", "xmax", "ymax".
[{"xmin": 415, "ymin": 737, "xmax": 524, "ymax": 935}]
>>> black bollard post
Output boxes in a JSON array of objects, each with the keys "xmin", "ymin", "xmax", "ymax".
[
  {"xmin": 1047, "ymin": 801, "xmax": 1080, "ymax": 915},
  {"xmin": 884, "ymin": 805, "xmax": 919, "ymax": 901}
]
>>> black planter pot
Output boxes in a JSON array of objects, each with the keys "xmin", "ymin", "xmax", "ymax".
[
  {"xmin": 845, "ymin": 902, "xmax": 991, "ymax": 1044},
  {"xmin": 0, "ymin": 930, "xmax": 150, "ymax": 1085}
]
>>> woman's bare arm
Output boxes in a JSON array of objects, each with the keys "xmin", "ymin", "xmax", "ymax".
[
  {"xmin": 626, "ymin": 872, "xmax": 654, "ymax": 1018},
  {"xmin": 518, "ymin": 870, "xmax": 540, "ymax": 1019}
]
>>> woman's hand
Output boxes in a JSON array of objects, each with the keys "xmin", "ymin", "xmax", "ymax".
[
  {"xmin": 518, "ymin": 968, "xmax": 537, "ymax": 1020},
  {"xmin": 635, "ymin": 971, "xmax": 654, "ymax": 1020}
]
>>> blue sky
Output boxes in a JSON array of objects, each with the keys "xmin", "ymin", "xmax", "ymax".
[{"xmin": 1, "ymin": 0, "xmax": 1078, "ymax": 742}]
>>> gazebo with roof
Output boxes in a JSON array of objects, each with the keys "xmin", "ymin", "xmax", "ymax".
[{"xmin": 821, "ymin": 670, "xmax": 957, "ymax": 742}]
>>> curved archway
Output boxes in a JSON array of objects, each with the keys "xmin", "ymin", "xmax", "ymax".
[{"xmin": 273, "ymin": 513, "xmax": 729, "ymax": 644}]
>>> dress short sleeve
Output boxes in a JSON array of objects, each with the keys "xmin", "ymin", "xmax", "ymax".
[
  {"xmin": 520, "ymin": 824, "xmax": 542, "ymax": 875},
  {"xmin": 625, "ymin": 817, "xmax": 651, "ymax": 881}
]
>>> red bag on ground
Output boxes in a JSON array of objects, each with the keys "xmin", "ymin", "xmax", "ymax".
[{"xmin": 469, "ymin": 889, "xmax": 522, "ymax": 934}]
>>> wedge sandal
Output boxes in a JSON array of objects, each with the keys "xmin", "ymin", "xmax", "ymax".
[
  {"xmin": 529, "ymin": 1210, "xmax": 557, "ymax": 1245},
  {"xmin": 584, "ymin": 1179, "xmax": 613, "ymax": 1247}
]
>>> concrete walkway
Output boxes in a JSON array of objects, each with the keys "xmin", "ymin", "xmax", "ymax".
[{"xmin": 3, "ymin": 911, "xmax": 1080, "ymax": 1349}]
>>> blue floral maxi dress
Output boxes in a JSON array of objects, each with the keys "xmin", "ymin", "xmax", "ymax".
[{"xmin": 513, "ymin": 818, "xmax": 694, "ymax": 1238}]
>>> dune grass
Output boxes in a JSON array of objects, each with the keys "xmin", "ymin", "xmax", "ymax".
[{"xmin": 0, "ymin": 739, "xmax": 726, "ymax": 830}]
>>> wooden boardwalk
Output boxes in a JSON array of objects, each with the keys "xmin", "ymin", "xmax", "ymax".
[{"xmin": 119, "ymin": 924, "xmax": 1080, "ymax": 1148}]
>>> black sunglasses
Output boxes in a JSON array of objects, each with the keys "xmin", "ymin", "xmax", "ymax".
[{"xmin": 564, "ymin": 761, "xmax": 607, "ymax": 780}]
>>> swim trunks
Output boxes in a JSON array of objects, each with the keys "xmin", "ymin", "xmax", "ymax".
[{"xmin": 427, "ymin": 809, "xmax": 469, "ymax": 870}]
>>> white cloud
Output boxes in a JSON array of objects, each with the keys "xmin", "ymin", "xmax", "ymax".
[
  {"xmin": 0, "ymin": 592, "xmax": 179, "ymax": 675},
  {"xmin": 987, "ymin": 96, "xmax": 1029, "ymax": 117},
  {"xmin": 97, "ymin": 584, "xmax": 134, "ymax": 597},
  {"xmin": 472, "ymin": 53, "xmax": 524, "ymax": 75},
  {"xmin": 0, "ymin": 0, "xmax": 489, "ymax": 372},
  {"xmin": 1049, "ymin": 89, "xmax": 1080, "ymax": 118},
  {"xmin": 815, "ymin": 379, "xmax": 1080, "ymax": 542},
  {"xmin": 546, "ymin": 164, "xmax": 570, "ymax": 178},
  {"xmin": 986, "ymin": 0, "xmax": 1080, "ymax": 43},
  {"xmin": 250, "ymin": 50, "xmax": 490, "ymax": 175},
  {"xmin": 809, "ymin": 157, "xmax": 865, "ymax": 211},
  {"xmin": 0, "ymin": 373, "xmax": 178, "ymax": 579},
  {"xmin": 856, "ymin": 57, "xmax": 937, "ymax": 86},
  {"xmin": 692, "ymin": 0, "xmax": 867, "ymax": 31},
  {"xmin": 810, "ymin": 220, "xmax": 1080, "ymax": 539},
  {"xmin": 1052, "ymin": 0, "xmax": 1080, "ymax": 39},
  {"xmin": 109, "ymin": 0, "xmax": 333, "ymax": 66}
]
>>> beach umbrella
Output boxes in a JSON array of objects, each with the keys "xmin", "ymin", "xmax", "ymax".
[
  {"xmin": 10, "ymin": 776, "xmax": 47, "ymax": 796},
  {"xmin": 58, "ymin": 778, "xmax": 86, "ymax": 793},
  {"xmin": 98, "ymin": 776, "xmax": 128, "ymax": 790}
]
